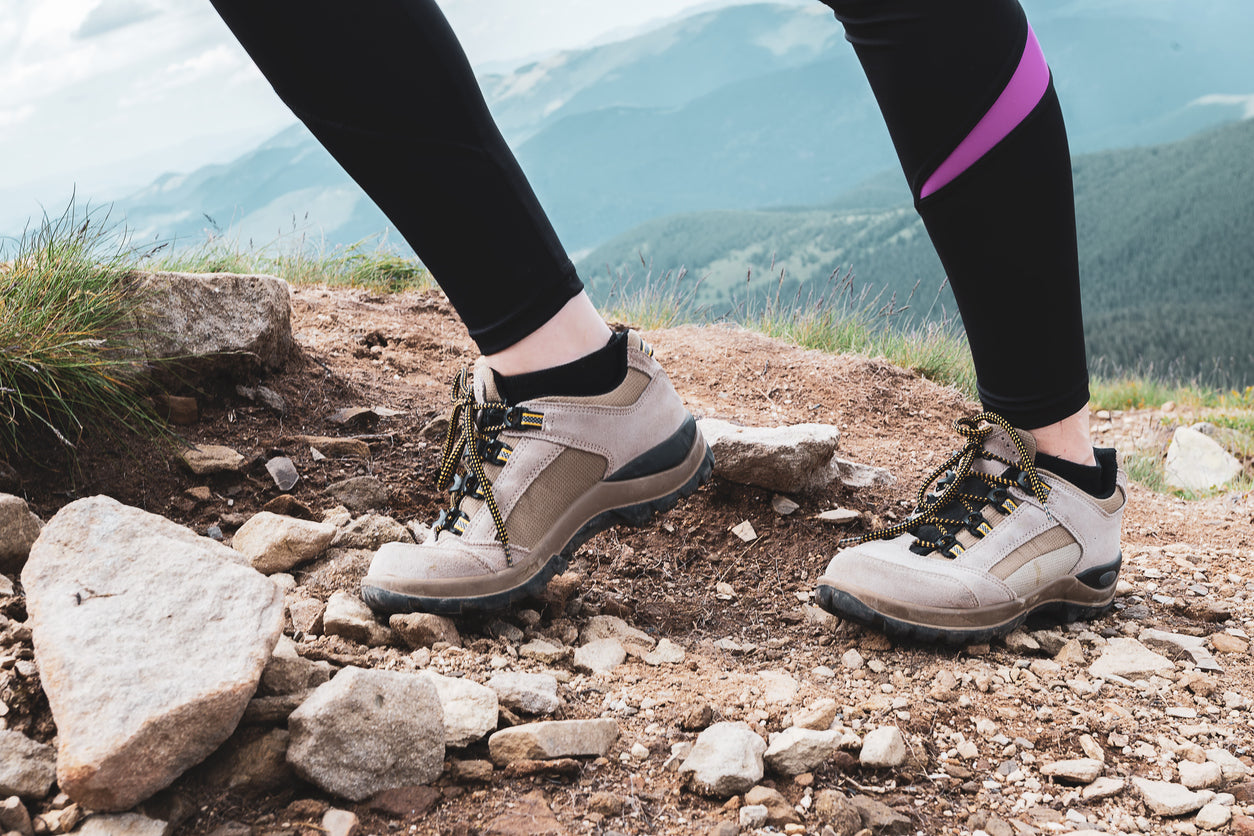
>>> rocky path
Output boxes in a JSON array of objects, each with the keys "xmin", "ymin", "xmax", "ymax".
[{"xmin": 1, "ymin": 280, "xmax": 1252, "ymax": 836}]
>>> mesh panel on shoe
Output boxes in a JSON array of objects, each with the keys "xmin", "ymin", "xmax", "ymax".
[
  {"xmin": 507, "ymin": 448, "xmax": 608, "ymax": 549},
  {"xmin": 1003, "ymin": 544, "xmax": 1083, "ymax": 596},
  {"xmin": 990, "ymin": 526, "xmax": 1077, "ymax": 580}
]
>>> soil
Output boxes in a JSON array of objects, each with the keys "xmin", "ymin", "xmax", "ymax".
[{"xmin": 3, "ymin": 285, "xmax": 1253, "ymax": 836}]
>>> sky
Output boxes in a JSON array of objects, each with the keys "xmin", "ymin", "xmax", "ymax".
[{"xmin": 0, "ymin": 0, "xmax": 771, "ymax": 231}]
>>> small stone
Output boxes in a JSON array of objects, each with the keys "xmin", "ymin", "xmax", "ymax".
[
  {"xmin": 1132, "ymin": 778, "xmax": 1209, "ymax": 817},
  {"xmin": 574, "ymin": 638, "xmax": 626, "ymax": 674},
  {"xmin": 744, "ymin": 785, "xmax": 799, "ymax": 825},
  {"xmin": 678, "ymin": 722, "xmax": 767, "ymax": 797},
  {"xmin": 0, "ymin": 494, "xmax": 43, "ymax": 574},
  {"xmin": 766, "ymin": 727, "xmax": 859, "ymax": 775},
  {"xmin": 332, "ymin": 514, "xmax": 412, "ymax": 550},
  {"xmin": 265, "ymin": 457, "xmax": 300, "ymax": 491},
  {"xmin": 231, "ymin": 512, "xmax": 336, "ymax": 574},
  {"xmin": 758, "ymin": 671, "xmax": 799, "ymax": 704},
  {"xmin": 859, "ymin": 726, "xmax": 906, "ymax": 768},
  {"xmin": 389, "ymin": 613, "xmax": 460, "ymax": 649},
  {"xmin": 1089, "ymin": 638, "xmax": 1176, "ymax": 679},
  {"xmin": 730, "ymin": 520, "xmax": 757, "ymax": 542},
  {"xmin": 321, "ymin": 809, "xmax": 358, "ymax": 836},
  {"xmin": 1196, "ymin": 803, "xmax": 1232, "ymax": 830},
  {"xmin": 771, "ymin": 495, "xmax": 800, "ymax": 516},
  {"xmin": 643, "ymin": 638, "xmax": 685, "ymax": 666},
  {"xmin": 422, "ymin": 672, "xmax": 499, "ymax": 748},
  {"xmin": 449, "ymin": 760, "xmax": 493, "ymax": 782},
  {"xmin": 793, "ymin": 698, "xmax": 840, "ymax": 731},
  {"xmin": 487, "ymin": 719, "xmax": 619, "ymax": 764},
  {"xmin": 1082, "ymin": 777, "xmax": 1126, "ymax": 800},
  {"xmin": 324, "ymin": 476, "xmax": 389, "ymax": 514},
  {"xmin": 486, "ymin": 672, "xmax": 560, "ymax": 716},
  {"xmin": 235, "ymin": 384, "xmax": 287, "ymax": 413},
  {"xmin": 482, "ymin": 790, "xmax": 562, "ymax": 836},
  {"xmin": 0, "ymin": 797, "xmax": 33, "ymax": 836},
  {"xmin": 740, "ymin": 804, "xmax": 768, "ymax": 828},
  {"xmin": 590, "ymin": 792, "xmax": 624, "ymax": 817},
  {"xmin": 1211, "ymin": 633, "xmax": 1250, "ymax": 655},
  {"xmin": 1205, "ymin": 748, "xmax": 1252, "ymax": 784},
  {"xmin": 178, "ymin": 444, "xmax": 245, "ymax": 474},
  {"xmin": 367, "ymin": 785, "xmax": 440, "ymax": 818},
  {"xmin": 1041, "ymin": 758, "xmax": 1103, "ymax": 784},
  {"xmin": 1054, "ymin": 639, "xmax": 1087, "ymax": 666},
  {"xmin": 1079, "ymin": 734, "xmax": 1105, "ymax": 763},
  {"xmin": 579, "ymin": 615, "xmax": 655, "ymax": 656},
  {"xmin": 200, "ymin": 728, "xmax": 292, "ymax": 792},
  {"xmin": 1003, "ymin": 631, "xmax": 1041, "ymax": 653},
  {"xmin": 696, "ymin": 419, "xmax": 842, "ymax": 493},
  {"xmin": 630, "ymin": 743, "xmax": 650, "ymax": 760},
  {"xmin": 322, "ymin": 591, "xmax": 391, "ymax": 647},
  {"xmin": 1179, "ymin": 761, "xmax": 1223, "ymax": 790},
  {"xmin": 519, "ymin": 639, "xmax": 566, "ymax": 664},
  {"xmin": 816, "ymin": 508, "xmax": 861, "ymax": 525},
  {"xmin": 681, "ymin": 704, "xmax": 714, "ymax": 732},
  {"xmin": 848, "ymin": 795, "xmax": 912, "ymax": 835},
  {"xmin": 1164, "ymin": 426, "xmax": 1242, "ymax": 491},
  {"xmin": 841, "ymin": 649, "xmax": 865, "ymax": 670},
  {"xmin": 813, "ymin": 789, "xmax": 861, "ymax": 834},
  {"xmin": 0, "ymin": 730, "xmax": 56, "ymax": 799},
  {"xmin": 74, "ymin": 812, "xmax": 170, "ymax": 835}
]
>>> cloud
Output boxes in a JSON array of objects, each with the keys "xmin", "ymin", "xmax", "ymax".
[
  {"xmin": 0, "ymin": 104, "xmax": 34, "ymax": 137},
  {"xmin": 75, "ymin": 0, "xmax": 159, "ymax": 39}
]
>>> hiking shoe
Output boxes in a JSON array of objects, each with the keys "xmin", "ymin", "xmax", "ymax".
[
  {"xmin": 361, "ymin": 331, "xmax": 714, "ymax": 615},
  {"xmin": 815, "ymin": 412, "xmax": 1126, "ymax": 645}
]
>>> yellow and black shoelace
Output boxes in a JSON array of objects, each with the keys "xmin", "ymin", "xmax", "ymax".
[
  {"xmin": 431, "ymin": 368, "xmax": 544, "ymax": 566},
  {"xmin": 840, "ymin": 412, "xmax": 1051, "ymax": 559}
]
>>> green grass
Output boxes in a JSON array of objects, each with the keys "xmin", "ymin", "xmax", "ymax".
[
  {"xmin": 0, "ymin": 204, "xmax": 164, "ymax": 456},
  {"xmin": 156, "ymin": 227, "xmax": 433, "ymax": 294},
  {"xmin": 1088, "ymin": 377, "xmax": 1254, "ymax": 411}
]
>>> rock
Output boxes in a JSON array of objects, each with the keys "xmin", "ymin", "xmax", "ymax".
[
  {"xmin": 1196, "ymin": 803, "xmax": 1232, "ymax": 830},
  {"xmin": 0, "ymin": 796, "xmax": 33, "ymax": 836},
  {"xmin": 744, "ymin": 785, "xmax": 799, "ymax": 826},
  {"xmin": 264, "ymin": 457, "xmax": 299, "ymax": 491},
  {"xmin": 1054, "ymin": 638, "xmax": 1088, "ymax": 666},
  {"xmin": 501, "ymin": 758, "xmax": 581, "ymax": 780},
  {"xmin": 1205, "ymin": 748, "xmax": 1252, "ymax": 784},
  {"xmin": 1211, "ymin": 633, "xmax": 1250, "ymax": 655},
  {"xmin": 771, "ymin": 495, "xmax": 800, "ymax": 515},
  {"xmin": 129, "ymin": 271, "xmax": 291, "ymax": 375},
  {"xmin": 200, "ymin": 728, "xmax": 292, "ymax": 792},
  {"xmin": 178, "ymin": 444, "xmax": 246, "ymax": 475},
  {"xmin": 841, "ymin": 648, "xmax": 865, "ymax": 670},
  {"xmin": 449, "ymin": 760, "xmax": 494, "ymax": 783},
  {"xmin": 519, "ymin": 639, "xmax": 567, "ymax": 664},
  {"xmin": 696, "ymin": 419, "xmax": 842, "ymax": 493},
  {"xmin": 367, "ymin": 785, "xmax": 440, "ymax": 818},
  {"xmin": 848, "ymin": 795, "xmax": 912, "ymax": 834},
  {"xmin": 678, "ymin": 722, "xmax": 767, "ymax": 797},
  {"xmin": 758, "ymin": 670, "xmax": 800, "ymax": 704},
  {"xmin": 680, "ymin": 703, "xmax": 714, "ymax": 732},
  {"xmin": 765, "ymin": 727, "xmax": 858, "ymax": 775},
  {"xmin": 1132, "ymin": 778, "xmax": 1209, "ymax": 817},
  {"xmin": 1003, "ymin": 630, "xmax": 1041, "ymax": 653},
  {"xmin": 589, "ymin": 791, "xmax": 624, "ymax": 817},
  {"xmin": 579, "ymin": 615, "xmax": 655, "ymax": 657},
  {"xmin": 154, "ymin": 394, "xmax": 199, "ymax": 425},
  {"xmin": 642, "ymin": 638, "xmax": 685, "ymax": 666},
  {"xmin": 390, "ymin": 612, "xmax": 460, "ymax": 649},
  {"xmin": 421, "ymin": 672, "xmax": 499, "ymax": 747},
  {"xmin": 482, "ymin": 790, "xmax": 563, "ymax": 836},
  {"xmin": 235, "ymin": 384, "xmax": 287, "ymax": 413},
  {"xmin": 816, "ymin": 508, "xmax": 861, "ymax": 525},
  {"xmin": 859, "ymin": 726, "xmax": 907, "ymax": 768},
  {"xmin": 739, "ymin": 804, "xmax": 768, "ymax": 829},
  {"xmin": 574, "ymin": 638, "xmax": 626, "ymax": 674},
  {"xmin": 730, "ymin": 520, "xmax": 757, "ymax": 542},
  {"xmin": 1164, "ymin": 426, "xmax": 1243, "ymax": 491},
  {"xmin": 487, "ymin": 672, "xmax": 560, "ymax": 716},
  {"xmin": 487, "ymin": 719, "xmax": 619, "ymax": 764},
  {"xmin": 332, "ymin": 514, "xmax": 412, "ymax": 550},
  {"xmin": 21, "ymin": 496, "xmax": 283, "ymax": 811},
  {"xmin": 1082, "ymin": 777, "xmax": 1126, "ymax": 800},
  {"xmin": 831, "ymin": 457, "xmax": 896, "ymax": 489},
  {"xmin": 1041, "ymin": 758, "xmax": 1103, "ymax": 784},
  {"xmin": 322, "ymin": 591, "xmax": 391, "ymax": 647},
  {"xmin": 1140, "ymin": 628, "xmax": 1222, "ymax": 672},
  {"xmin": 294, "ymin": 436, "xmax": 371, "ymax": 459},
  {"xmin": 75, "ymin": 812, "xmax": 171, "ymax": 835},
  {"xmin": 1089, "ymin": 638, "xmax": 1176, "ymax": 680},
  {"xmin": 287, "ymin": 666, "xmax": 444, "ymax": 801},
  {"xmin": 321, "ymin": 809, "xmax": 359, "ymax": 836},
  {"xmin": 260, "ymin": 636, "xmax": 333, "ymax": 695},
  {"xmin": 1179, "ymin": 761, "xmax": 1223, "ymax": 790},
  {"xmin": 0, "ymin": 494, "xmax": 42, "ymax": 573},
  {"xmin": 813, "ymin": 789, "xmax": 862, "ymax": 835},
  {"xmin": 0, "ymin": 730, "xmax": 56, "ymax": 798},
  {"xmin": 325, "ymin": 477, "xmax": 389, "ymax": 514},
  {"xmin": 793, "ymin": 698, "xmax": 840, "ymax": 731},
  {"xmin": 288, "ymin": 597, "xmax": 326, "ymax": 636},
  {"xmin": 231, "ymin": 512, "xmax": 336, "ymax": 575}
]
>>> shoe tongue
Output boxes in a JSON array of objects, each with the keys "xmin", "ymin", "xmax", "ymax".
[
  {"xmin": 473, "ymin": 360, "xmax": 503, "ymax": 404},
  {"xmin": 970, "ymin": 423, "xmax": 1037, "ymax": 476}
]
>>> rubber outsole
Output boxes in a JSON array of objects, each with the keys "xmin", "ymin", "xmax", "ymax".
[
  {"xmin": 361, "ymin": 443, "xmax": 715, "ymax": 616},
  {"xmin": 814, "ymin": 569, "xmax": 1119, "ymax": 647}
]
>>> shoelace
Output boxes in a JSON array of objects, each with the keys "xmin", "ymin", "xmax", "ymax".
[
  {"xmin": 432, "ymin": 368, "xmax": 545, "ymax": 566},
  {"xmin": 840, "ymin": 412, "xmax": 1051, "ymax": 558}
]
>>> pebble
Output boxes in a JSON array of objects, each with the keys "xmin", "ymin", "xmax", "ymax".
[
  {"xmin": 744, "ymin": 786, "xmax": 799, "ymax": 825},
  {"xmin": 178, "ymin": 443, "xmax": 245, "ymax": 474},
  {"xmin": 841, "ymin": 649, "xmax": 865, "ymax": 671},
  {"xmin": 321, "ymin": 809, "xmax": 359, "ymax": 836},
  {"xmin": 642, "ymin": 638, "xmax": 686, "ymax": 666},
  {"xmin": 322, "ymin": 591, "xmax": 391, "ymax": 647},
  {"xmin": 1211, "ymin": 633, "xmax": 1250, "ymax": 655},
  {"xmin": 1179, "ymin": 761, "xmax": 1224, "ymax": 790},
  {"xmin": 765, "ymin": 727, "xmax": 859, "ymax": 775},
  {"xmin": 487, "ymin": 672, "xmax": 561, "ymax": 716},
  {"xmin": 793, "ymin": 698, "xmax": 839, "ymax": 731},
  {"xmin": 771, "ymin": 495, "xmax": 800, "ymax": 516},
  {"xmin": 231, "ymin": 512, "xmax": 337, "ymax": 575},
  {"xmin": 389, "ymin": 612, "xmax": 460, "ymax": 649},
  {"xmin": 1132, "ymin": 778, "xmax": 1211, "ymax": 817},
  {"xmin": 487, "ymin": 719, "xmax": 619, "ymax": 764},
  {"xmin": 1081, "ymin": 777, "xmax": 1126, "ymax": 800},
  {"xmin": 859, "ymin": 726, "xmax": 906, "ymax": 768},
  {"xmin": 519, "ymin": 639, "xmax": 567, "ymax": 664},
  {"xmin": 816, "ymin": 508, "xmax": 861, "ymax": 524},
  {"xmin": 731, "ymin": 520, "xmax": 757, "ymax": 542},
  {"xmin": 574, "ymin": 638, "xmax": 626, "ymax": 674},
  {"xmin": 739, "ymin": 804, "xmax": 768, "ymax": 828},
  {"xmin": 264, "ymin": 457, "xmax": 300, "ymax": 491},
  {"xmin": 1196, "ymin": 803, "xmax": 1232, "ymax": 830},
  {"xmin": 1041, "ymin": 758, "xmax": 1104, "ymax": 784},
  {"xmin": 678, "ymin": 722, "xmax": 766, "ymax": 797},
  {"xmin": 1089, "ymin": 638, "xmax": 1176, "ymax": 679},
  {"xmin": 421, "ymin": 672, "xmax": 499, "ymax": 748},
  {"xmin": 0, "ymin": 730, "xmax": 56, "ymax": 799}
]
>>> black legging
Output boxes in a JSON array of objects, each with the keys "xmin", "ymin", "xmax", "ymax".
[{"xmin": 210, "ymin": 0, "xmax": 1089, "ymax": 429}]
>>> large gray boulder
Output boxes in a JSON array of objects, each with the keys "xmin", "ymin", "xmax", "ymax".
[
  {"xmin": 21, "ymin": 496, "xmax": 284, "ymax": 811},
  {"xmin": 0, "ymin": 493, "xmax": 42, "ymax": 574},
  {"xmin": 287, "ymin": 667, "xmax": 445, "ymax": 801},
  {"xmin": 1164, "ymin": 426, "xmax": 1243, "ymax": 491},
  {"xmin": 128, "ymin": 272, "xmax": 292, "ymax": 375}
]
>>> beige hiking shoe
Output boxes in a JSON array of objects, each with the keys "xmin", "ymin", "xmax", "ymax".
[
  {"xmin": 816, "ymin": 413, "xmax": 1126, "ymax": 644},
  {"xmin": 362, "ymin": 331, "xmax": 713, "ymax": 615}
]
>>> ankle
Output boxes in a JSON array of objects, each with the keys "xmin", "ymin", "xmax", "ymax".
[
  {"xmin": 1026, "ymin": 406, "xmax": 1096, "ymax": 466},
  {"xmin": 485, "ymin": 292, "xmax": 611, "ymax": 377}
]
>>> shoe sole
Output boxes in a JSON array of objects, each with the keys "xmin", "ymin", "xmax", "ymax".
[
  {"xmin": 814, "ymin": 553, "xmax": 1122, "ymax": 646},
  {"xmin": 362, "ymin": 430, "xmax": 715, "ymax": 615}
]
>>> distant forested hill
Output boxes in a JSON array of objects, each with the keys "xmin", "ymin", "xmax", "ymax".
[{"xmin": 579, "ymin": 118, "xmax": 1254, "ymax": 388}]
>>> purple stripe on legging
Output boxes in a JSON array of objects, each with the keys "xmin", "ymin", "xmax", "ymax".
[{"xmin": 919, "ymin": 26, "xmax": 1050, "ymax": 199}]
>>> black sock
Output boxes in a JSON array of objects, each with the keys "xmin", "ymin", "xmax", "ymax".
[
  {"xmin": 493, "ymin": 331, "xmax": 628, "ymax": 403},
  {"xmin": 1035, "ymin": 448, "xmax": 1117, "ymax": 498}
]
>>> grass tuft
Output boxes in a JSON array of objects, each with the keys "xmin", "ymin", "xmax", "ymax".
[{"xmin": 0, "ymin": 202, "xmax": 164, "ymax": 457}]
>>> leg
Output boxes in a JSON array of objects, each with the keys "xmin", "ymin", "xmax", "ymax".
[
  {"xmin": 209, "ymin": 0, "xmax": 712, "ymax": 614},
  {"xmin": 814, "ymin": 0, "xmax": 1126, "ymax": 643}
]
